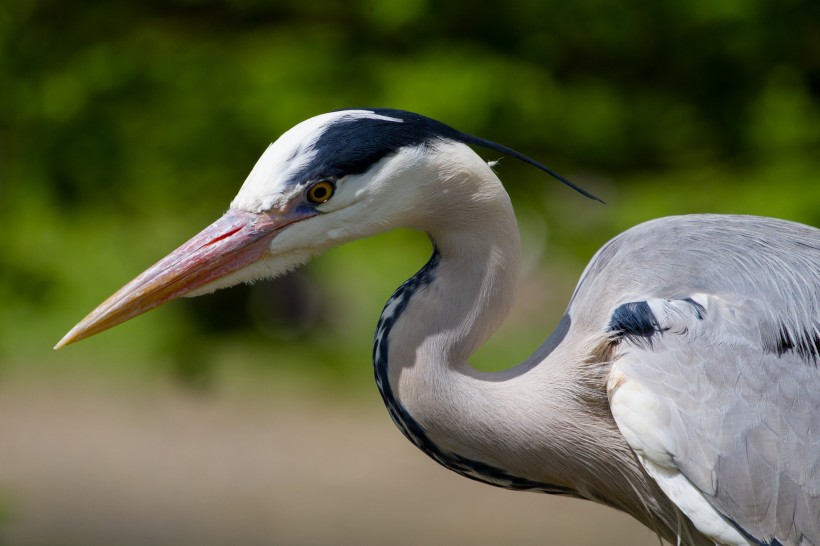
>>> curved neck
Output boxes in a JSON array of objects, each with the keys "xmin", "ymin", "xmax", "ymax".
[
  {"xmin": 371, "ymin": 155, "xmax": 578, "ymax": 492},
  {"xmin": 370, "ymin": 151, "xmax": 686, "ymax": 539}
]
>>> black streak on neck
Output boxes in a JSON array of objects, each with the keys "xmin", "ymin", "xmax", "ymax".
[{"xmin": 372, "ymin": 248, "xmax": 577, "ymax": 496}]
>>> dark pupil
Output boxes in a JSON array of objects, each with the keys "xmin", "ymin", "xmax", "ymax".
[{"xmin": 312, "ymin": 186, "xmax": 327, "ymax": 200}]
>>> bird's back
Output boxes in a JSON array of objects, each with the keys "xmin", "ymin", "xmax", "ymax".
[
  {"xmin": 570, "ymin": 214, "xmax": 819, "ymax": 545},
  {"xmin": 573, "ymin": 214, "xmax": 819, "ymax": 330}
]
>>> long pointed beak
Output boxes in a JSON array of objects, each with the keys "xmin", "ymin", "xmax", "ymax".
[{"xmin": 55, "ymin": 208, "xmax": 307, "ymax": 349}]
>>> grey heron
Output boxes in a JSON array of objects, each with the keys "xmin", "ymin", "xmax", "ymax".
[{"xmin": 56, "ymin": 109, "xmax": 820, "ymax": 545}]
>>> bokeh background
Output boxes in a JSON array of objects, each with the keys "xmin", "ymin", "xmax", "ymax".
[{"xmin": 2, "ymin": 1, "xmax": 819, "ymax": 544}]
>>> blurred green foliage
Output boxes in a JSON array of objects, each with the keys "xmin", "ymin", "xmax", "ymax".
[{"xmin": 2, "ymin": 0, "xmax": 819, "ymax": 389}]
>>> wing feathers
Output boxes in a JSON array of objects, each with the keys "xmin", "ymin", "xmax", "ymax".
[{"xmin": 607, "ymin": 294, "xmax": 820, "ymax": 546}]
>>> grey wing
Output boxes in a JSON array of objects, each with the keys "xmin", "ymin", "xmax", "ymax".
[{"xmin": 607, "ymin": 294, "xmax": 820, "ymax": 546}]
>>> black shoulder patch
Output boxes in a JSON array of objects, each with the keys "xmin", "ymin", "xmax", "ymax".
[
  {"xmin": 608, "ymin": 301, "xmax": 661, "ymax": 340},
  {"xmin": 682, "ymin": 297, "xmax": 706, "ymax": 320},
  {"xmin": 769, "ymin": 323, "xmax": 820, "ymax": 363}
]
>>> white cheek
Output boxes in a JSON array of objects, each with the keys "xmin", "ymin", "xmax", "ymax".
[{"xmin": 269, "ymin": 223, "xmax": 314, "ymax": 253}]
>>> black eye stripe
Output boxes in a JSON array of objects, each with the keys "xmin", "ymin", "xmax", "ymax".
[{"xmin": 288, "ymin": 110, "xmax": 461, "ymax": 185}]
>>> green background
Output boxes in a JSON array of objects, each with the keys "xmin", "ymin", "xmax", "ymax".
[
  {"xmin": 3, "ymin": 0, "xmax": 820, "ymax": 388},
  {"xmin": 2, "ymin": 2, "xmax": 820, "ymax": 544}
]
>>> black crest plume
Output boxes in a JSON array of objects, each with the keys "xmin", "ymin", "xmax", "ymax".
[{"xmin": 356, "ymin": 108, "xmax": 605, "ymax": 203}]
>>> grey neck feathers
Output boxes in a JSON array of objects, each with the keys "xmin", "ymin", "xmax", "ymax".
[
  {"xmin": 370, "ymin": 154, "xmax": 690, "ymax": 540},
  {"xmin": 371, "ymin": 158, "xmax": 577, "ymax": 494}
]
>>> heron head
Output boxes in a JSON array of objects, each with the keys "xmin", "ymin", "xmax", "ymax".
[{"xmin": 56, "ymin": 108, "xmax": 598, "ymax": 348}]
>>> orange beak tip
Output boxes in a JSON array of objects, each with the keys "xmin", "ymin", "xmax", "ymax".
[
  {"xmin": 53, "ymin": 318, "xmax": 98, "ymax": 350},
  {"xmin": 52, "ymin": 208, "xmax": 299, "ymax": 349}
]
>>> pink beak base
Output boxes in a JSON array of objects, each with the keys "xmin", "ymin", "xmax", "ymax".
[{"xmin": 55, "ymin": 208, "xmax": 301, "ymax": 349}]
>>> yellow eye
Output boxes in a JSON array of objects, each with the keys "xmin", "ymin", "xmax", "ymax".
[{"xmin": 306, "ymin": 180, "xmax": 335, "ymax": 204}]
